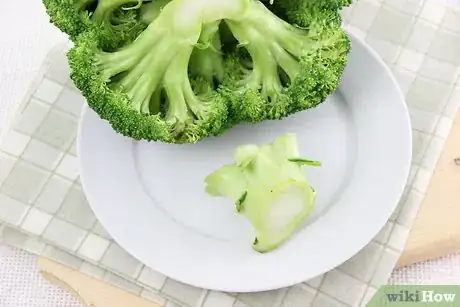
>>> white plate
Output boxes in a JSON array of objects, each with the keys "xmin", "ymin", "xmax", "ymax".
[{"xmin": 77, "ymin": 32, "xmax": 412, "ymax": 292}]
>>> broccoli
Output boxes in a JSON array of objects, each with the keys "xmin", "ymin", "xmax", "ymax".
[
  {"xmin": 42, "ymin": 0, "xmax": 169, "ymax": 49},
  {"xmin": 205, "ymin": 133, "xmax": 320, "ymax": 253},
  {"xmin": 42, "ymin": 0, "xmax": 94, "ymax": 39},
  {"xmin": 220, "ymin": 0, "xmax": 350, "ymax": 123},
  {"xmin": 46, "ymin": 0, "xmax": 352, "ymax": 143}
]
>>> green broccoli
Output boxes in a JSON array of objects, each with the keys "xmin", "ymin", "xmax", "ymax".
[
  {"xmin": 42, "ymin": 0, "xmax": 94, "ymax": 39},
  {"xmin": 42, "ymin": 0, "xmax": 169, "ymax": 50},
  {"xmin": 270, "ymin": 0, "xmax": 353, "ymax": 24},
  {"xmin": 220, "ymin": 0, "xmax": 350, "ymax": 123},
  {"xmin": 49, "ymin": 0, "xmax": 351, "ymax": 143},
  {"xmin": 205, "ymin": 133, "xmax": 320, "ymax": 253}
]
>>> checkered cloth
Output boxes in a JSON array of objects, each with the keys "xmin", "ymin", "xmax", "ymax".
[{"xmin": 1, "ymin": 0, "xmax": 460, "ymax": 306}]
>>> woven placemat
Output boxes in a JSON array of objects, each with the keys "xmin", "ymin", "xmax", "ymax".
[{"xmin": 1, "ymin": 1, "xmax": 459, "ymax": 306}]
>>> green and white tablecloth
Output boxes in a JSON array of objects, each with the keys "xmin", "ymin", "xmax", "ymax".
[{"xmin": 1, "ymin": 0, "xmax": 460, "ymax": 306}]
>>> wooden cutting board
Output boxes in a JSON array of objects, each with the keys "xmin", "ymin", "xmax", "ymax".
[
  {"xmin": 38, "ymin": 257, "xmax": 163, "ymax": 307},
  {"xmin": 37, "ymin": 112, "xmax": 460, "ymax": 304},
  {"xmin": 397, "ymin": 108, "xmax": 460, "ymax": 267}
]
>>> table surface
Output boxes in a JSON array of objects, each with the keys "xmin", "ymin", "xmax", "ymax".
[{"xmin": 1, "ymin": 0, "xmax": 460, "ymax": 306}]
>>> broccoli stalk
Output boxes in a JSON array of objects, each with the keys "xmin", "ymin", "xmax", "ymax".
[
  {"xmin": 139, "ymin": 0, "xmax": 172, "ymax": 24},
  {"xmin": 205, "ymin": 133, "xmax": 320, "ymax": 253},
  {"xmin": 189, "ymin": 21, "xmax": 225, "ymax": 87}
]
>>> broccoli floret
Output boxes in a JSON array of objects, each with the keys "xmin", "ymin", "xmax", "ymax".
[
  {"xmin": 42, "ymin": 0, "xmax": 169, "ymax": 50},
  {"xmin": 271, "ymin": 0, "xmax": 351, "ymax": 28},
  {"xmin": 42, "ymin": 0, "xmax": 94, "ymax": 38},
  {"xmin": 66, "ymin": 0, "xmax": 350, "ymax": 143},
  {"xmin": 68, "ymin": 30, "xmax": 172, "ymax": 142},
  {"xmin": 220, "ymin": 0, "xmax": 350, "ymax": 123},
  {"xmin": 205, "ymin": 133, "xmax": 320, "ymax": 253},
  {"xmin": 69, "ymin": 0, "xmax": 230, "ymax": 143}
]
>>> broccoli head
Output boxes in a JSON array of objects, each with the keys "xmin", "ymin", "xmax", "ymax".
[{"xmin": 64, "ymin": 0, "xmax": 351, "ymax": 143}]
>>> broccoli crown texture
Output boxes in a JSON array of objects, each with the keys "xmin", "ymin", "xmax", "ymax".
[
  {"xmin": 46, "ymin": 0, "xmax": 352, "ymax": 144},
  {"xmin": 42, "ymin": 0, "xmax": 93, "ymax": 39},
  {"xmin": 42, "ymin": 0, "xmax": 164, "ymax": 50}
]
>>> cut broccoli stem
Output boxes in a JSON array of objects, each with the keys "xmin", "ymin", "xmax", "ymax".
[
  {"xmin": 250, "ymin": 180, "xmax": 316, "ymax": 253},
  {"xmin": 204, "ymin": 134, "xmax": 319, "ymax": 253}
]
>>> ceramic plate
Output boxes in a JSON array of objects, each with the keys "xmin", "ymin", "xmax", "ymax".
[{"xmin": 77, "ymin": 32, "xmax": 412, "ymax": 292}]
